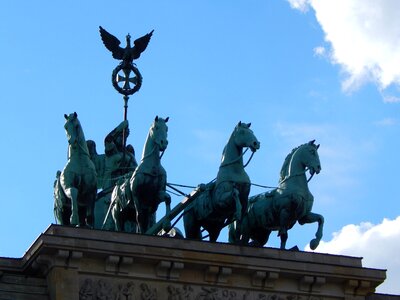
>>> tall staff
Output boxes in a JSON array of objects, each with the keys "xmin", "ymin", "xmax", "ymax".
[{"xmin": 99, "ymin": 26, "xmax": 154, "ymax": 146}]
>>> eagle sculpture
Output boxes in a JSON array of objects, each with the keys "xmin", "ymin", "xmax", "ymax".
[{"xmin": 99, "ymin": 26, "xmax": 154, "ymax": 65}]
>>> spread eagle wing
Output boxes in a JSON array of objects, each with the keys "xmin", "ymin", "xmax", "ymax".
[
  {"xmin": 99, "ymin": 26, "xmax": 124, "ymax": 60},
  {"xmin": 131, "ymin": 30, "xmax": 154, "ymax": 60}
]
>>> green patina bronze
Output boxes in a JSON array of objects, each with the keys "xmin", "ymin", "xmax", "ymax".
[
  {"xmin": 99, "ymin": 26, "xmax": 153, "ymax": 96},
  {"xmin": 54, "ymin": 112, "xmax": 97, "ymax": 227},
  {"xmin": 86, "ymin": 120, "xmax": 138, "ymax": 229},
  {"xmin": 229, "ymin": 140, "xmax": 324, "ymax": 250},
  {"xmin": 87, "ymin": 120, "xmax": 138, "ymax": 191},
  {"xmin": 183, "ymin": 122, "xmax": 260, "ymax": 242},
  {"xmin": 51, "ymin": 27, "xmax": 327, "ymax": 251},
  {"xmin": 103, "ymin": 116, "xmax": 171, "ymax": 233}
]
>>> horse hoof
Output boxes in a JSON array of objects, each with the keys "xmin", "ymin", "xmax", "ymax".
[{"xmin": 310, "ymin": 238, "xmax": 320, "ymax": 250}]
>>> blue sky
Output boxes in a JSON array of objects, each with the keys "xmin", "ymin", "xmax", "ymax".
[{"xmin": 1, "ymin": 0, "xmax": 399, "ymax": 294}]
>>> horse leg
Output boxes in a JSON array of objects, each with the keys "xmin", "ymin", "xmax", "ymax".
[
  {"xmin": 240, "ymin": 217, "xmax": 253, "ymax": 246},
  {"xmin": 228, "ymin": 219, "xmax": 244, "ymax": 244},
  {"xmin": 125, "ymin": 188, "xmax": 141, "ymax": 233},
  {"xmin": 64, "ymin": 187, "xmax": 79, "ymax": 226},
  {"xmin": 228, "ymin": 221, "xmax": 238, "ymax": 244},
  {"xmin": 142, "ymin": 211, "xmax": 151, "ymax": 233},
  {"xmin": 85, "ymin": 192, "xmax": 96, "ymax": 228},
  {"xmin": 249, "ymin": 230, "xmax": 271, "ymax": 247},
  {"xmin": 209, "ymin": 227, "xmax": 220, "ymax": 242},
  {"xmin": 136, "ymin": 208, "xmax": 147, "ymax": 234},
  {"xmin": 78, "ymin": 205, "xmax": 87, "ymax": 227},
  {"xmin": 225, "ymin": 186, "xmax": 244, "ymax": 242},
  {"xmin": 59, "ymin": 206, "xmax": 71, "ymax": 226},
  {"xmin": 278, "ymin": 208, "xmax": 290, "ymax": 249},
  {"xmin": 278, "ymin": 229, "xmax": 288, "ymax": 250},
  {"xmin": 299, "ymin": 212, "xmax": 324, "ymax": 250},
  {"xmin": 183, "ymin": 210, "xmax": 202, "ymax": 240},
  {"xmin": 139, "ymin": 209, "xmax": 155, "ymax": 233},
  {"xmin": 111, "ymin": 201, "xmax": 121, "ymax": 231},
  {"xmin": 159, "ymin": 191, "xmax": 172, "ymax": 232},
  {"xmin": 232, "ymin": 187, "xmax": 242, "ymax": 221}
]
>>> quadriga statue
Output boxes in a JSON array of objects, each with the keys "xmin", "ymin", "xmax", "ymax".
[
  {"xmin": 229, "ymin": 140, "xmax": 324, "ymax": 250},
  {"xmin": 183, "ymin": 122, "xmax": 260, "ymax": 242},
  {"xmin": 104, "ymin": 116, "xmax": 171, "ymax": 233},
  {"xmin": 54, "ymin": 112, "xmax": 97, "ymax": 227}
]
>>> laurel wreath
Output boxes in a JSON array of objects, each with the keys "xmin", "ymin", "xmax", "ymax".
[{"xmin": 112, "ymin": 63, "xmax": 142, "ymax": 96}]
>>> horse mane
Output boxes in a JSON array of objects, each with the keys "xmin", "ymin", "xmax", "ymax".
[
  {"xmin": 67, "ymin": 115, "xmax": 90, "ymax": 159},
  {"xmin": 220, "ymin": 123, "xmax": 242, "ymax": 160},
  {"xmin": 279, "ymin": 143, "xmax": 308, "ymax": 182},
  {"xmin": 141, "ymin": 120, "xmax": 156, "ymax": 160}
]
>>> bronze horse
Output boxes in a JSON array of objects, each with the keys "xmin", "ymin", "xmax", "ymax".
[
  {"xmin": 54, "ymin": 113, "xmax": 97, "ymax": 227},
  {"xmin": 230, "ymin": 140, "xmax": 324, "ymax": 250},
  {"xmin": 184, "ymin": 122, "xmax": 260, "ymax": 241},
  {"xmin": 108, "ymin": 116, "xmax": 171, "ymax": 233}
]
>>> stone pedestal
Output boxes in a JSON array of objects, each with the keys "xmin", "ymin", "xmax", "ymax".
[{"xmin": 0, "ymin": 225, "xmax": 387, "ymax": 299}]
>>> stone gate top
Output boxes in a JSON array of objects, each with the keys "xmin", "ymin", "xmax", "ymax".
[{"xmin": 0, "ymin": 224, "xmax": 386, "ymax": 300}]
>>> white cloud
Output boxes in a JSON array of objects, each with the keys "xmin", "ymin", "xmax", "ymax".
[
  {"xmin": 306, "ymin": 216, "xmax": 400, "ymax": 294},
  {"xmin": 382, "ymin": 94, "xmax": 400, "ymax": 104},
  {"xmin": 273, "ymin": 121, "xmax": 327, "ymax": 142},
  {"xmin": 374, "ymin": 117, "xmax": 397, "ymax": 127},
  {"xmin": 288, "ymin": 0, "xmax": 400, "ymax": 100},
  {"xmin": 287, "ymin": 0, "xmax": 309, "ymax": 12},
  {"xmin": 313, "ymin": 46, "xmax": 326, "ymax": 58}
]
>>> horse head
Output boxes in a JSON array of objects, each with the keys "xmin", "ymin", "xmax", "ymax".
[
  {"xmin": 280, "ymin": 140, "xmax": 321, "ymax": 183},
  {"xmin": 302, "ymin": 140, "xmax": 321, "ymax": 176},
  {"xmin": 64, "ymin": 112, "xmax": 91, "ymax": 160},
  {"xmin": 64, "ymin": 112, "xmax": 82, "ymax": 146},
  {"xmin": 233, "ymin": 121, "xmax": 260, "ymax": 152},
  {"xmin": 150, "ymin": 116, "xmax": 169, "ymax": 152},
  {"xmin": 293, "ymin": 140, "xmax": 321, "ymax": 175}
]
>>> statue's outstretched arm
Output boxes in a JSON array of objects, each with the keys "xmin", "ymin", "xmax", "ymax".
[{"xmin": 105, "ymin": 120, "xmax": 129, "ymax": 143}]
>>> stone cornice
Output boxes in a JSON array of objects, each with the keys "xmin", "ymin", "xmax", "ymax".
[{"xmin": 0, "ymin": 225, "xmax": 387, "ymax": 299}]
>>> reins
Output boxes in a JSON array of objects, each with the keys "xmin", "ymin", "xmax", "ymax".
[
  {"xmin": 220, "ymin": 147, "xmax": 255, "ymax": 169},
  {"xmin": 140, "ymin": 144, "xmax": 165, "ymax": 162},
  {"xmin": 244, "ymin": 151, "xmax": 255, "ymax": 168},
  {"xmin": 68, "ymin": 124, "xmax": 91, "ymax": 159}
]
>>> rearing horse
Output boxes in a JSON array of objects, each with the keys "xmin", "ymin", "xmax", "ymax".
[
  {"xmin": 109, "ymin": 116, "xmax": 171, "ymax": 233},
  {"xmin": 184, "ymin": 122, "xmax": 260, "ymax": 242},
  {"xmin": 230, "ymin": 140, "xmax": 324, "ymax": 250},
  {"xmin": 56, "ymin": 112, "xmax": 97, "ymax": 227}
]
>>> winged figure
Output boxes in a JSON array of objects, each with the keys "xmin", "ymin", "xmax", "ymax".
[{"xmin": 99, "ymin": 26, "xmax": 154, "ymax": 65}]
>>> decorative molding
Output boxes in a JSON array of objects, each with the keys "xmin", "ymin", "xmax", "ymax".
[
  {"xmin": 105, "ymin": 255, "xmax": 134, "ymax": 274},
  {"xmin": 345, "ymin": 279, "xmax": 359, "ymax": 295},
  {"xmin": 34, "ymin": 250, "xmax": 82, "ymax": 273},
  {"xmin": 345, "ymin": 279, "xmax": 373, "ymax": 296},
  {"xmin": 156, "ymin": 260, "xmax": 184, "ymax": 279},
  {"xmin": 299, "ymin": 275, "xmax": 325, "ymax": 293},
  {"xmin": 205, "ymin": 265, "xmax": 232, "ymax": 283},
  {"xmin": 252, "ymin": 271, "xmax": 279, "ymax": 289}
]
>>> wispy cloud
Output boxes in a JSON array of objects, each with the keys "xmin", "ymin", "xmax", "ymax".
[
  {"xmin": 306, "ymin": 216, "xmax": 400, "ymax": 294},
  {"xmin": 313, "ymin": 46, "xmax": 326, "ymax": 58},
  {"xmin": 382, "ymin": 95, "xmax": 400, "ymax": 104},
  {"xmin": 374, "ymin": 117, "xmax": 397, "ymax": 127},
  {"xmin": 273, "ymin": 121, "xmax": 327, "ymax": 143},
  {"xmin": 288, "ymin": 0, "xmax": 400, "ymax": 100},
  {"xmin": 287, "ymin": 0, "xmax": 310, "ymax": 12}
]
